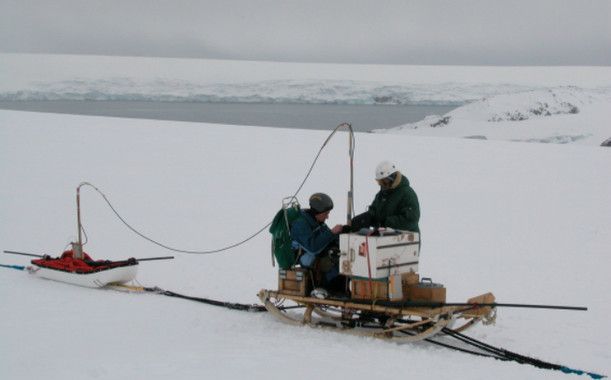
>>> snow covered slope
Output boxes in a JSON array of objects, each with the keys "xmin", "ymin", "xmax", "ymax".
[
  {"xmin": 1, "ymin": 109, "xmax": 610, "ymax": 379},
  {"xmin": 374, "ymin": 87, "xmax": 611, "ymax": 146}
]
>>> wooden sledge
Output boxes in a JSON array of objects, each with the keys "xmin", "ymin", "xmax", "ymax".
[{"xmin": 258, "ymin": 289, "xmax": 496, "ymax": 342}]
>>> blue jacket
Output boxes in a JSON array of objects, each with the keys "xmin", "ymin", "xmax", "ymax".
[{"xmin": 290, "ymin": 209, "xmax": 338, "ymax": 267}]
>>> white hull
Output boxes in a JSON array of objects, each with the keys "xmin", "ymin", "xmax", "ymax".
[{"xmin": 30, "ymin": 264, "xmax": 139, "ymax": 288}]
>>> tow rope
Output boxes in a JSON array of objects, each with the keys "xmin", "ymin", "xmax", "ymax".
[
  {"xmin": 432, "ymin": 328, "xmax": 606, "ymax": 379},
  {"xmin": 110, "ymin": 283, "xmax": 604, "ymax": 379},
  {"xmin": 144, "ymin": 286, "xmax": 268, "ymax": 312}
]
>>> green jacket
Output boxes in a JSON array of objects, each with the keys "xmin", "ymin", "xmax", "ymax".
[{"xmin": 360, "ymin": 174, "xmax": 420, "ymax": 233}]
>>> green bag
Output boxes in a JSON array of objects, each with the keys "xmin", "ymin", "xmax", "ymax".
[{"xmin": 269, "ymin": 200, "xmax": 301, "ymax": 269}]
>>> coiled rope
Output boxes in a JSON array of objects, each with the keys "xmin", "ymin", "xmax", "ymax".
[{"xmin": 79, "ymin": 123, "xmax": 355, "ymax": 254}]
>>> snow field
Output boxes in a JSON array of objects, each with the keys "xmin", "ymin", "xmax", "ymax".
[{"xmin": 1, "ymin": 109, "xmax": 610, "ymax": 379}]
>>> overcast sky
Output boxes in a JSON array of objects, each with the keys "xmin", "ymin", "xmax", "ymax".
[{"xmin": 1, "ymin": 0, "xmax": 610, "ymax": 66}]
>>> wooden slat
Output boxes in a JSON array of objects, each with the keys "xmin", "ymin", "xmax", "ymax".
[{"xmin": 268, "ymin": 290, "xmax": 454, "ymax": 318}]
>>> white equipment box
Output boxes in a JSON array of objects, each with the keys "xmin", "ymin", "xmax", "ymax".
[{"xmin": 339, "ymin": 230, "xmax": 420, "ymax": 279}]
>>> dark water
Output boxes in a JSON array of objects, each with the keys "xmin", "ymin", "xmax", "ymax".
[{"xmin": 0, "ymin": 101, "xmax": 455, "ymax": 132}]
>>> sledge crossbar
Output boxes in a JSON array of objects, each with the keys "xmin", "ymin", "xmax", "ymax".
[
  {"xmin": 135, "ymin": 256, "xmax": 174, "ymax": 262},
  {"xmin": 4, "ymin": 250, "xmax": 173, "ymax": 263},
  {"xmin": 3, "ymin": 250, "xmax": 44, "ymax": 258}
]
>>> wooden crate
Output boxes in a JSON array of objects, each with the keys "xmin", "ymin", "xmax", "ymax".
[
  {"xmin": 278, "ymin": 268, "xmax": 310, "ymax": 296},
  {"xmin": 404, "ymin": 279, "xmax": 446, "ymax": 303},
  {"xmin": 351, "ymin": 272, "xmax": 420, "ymax": 301},
  {"xmin": 351, "ymin": 278, "xmax": 389, "ymax": 300}
]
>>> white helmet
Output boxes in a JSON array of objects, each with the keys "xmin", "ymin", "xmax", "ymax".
[{"xmin": 375, "ymin": 161, "xmax": 397, "ymax": 180}]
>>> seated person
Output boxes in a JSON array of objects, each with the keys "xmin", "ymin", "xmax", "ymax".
[
  {"xmin": 352, "ymin": 161, "xmax": 420, "ymax": 233},
  {"xmin": 291, "ymin": 193, "xmax": 345, "ymax": 293}
]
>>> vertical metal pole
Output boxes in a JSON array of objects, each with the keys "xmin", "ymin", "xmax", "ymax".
[
  {"xmin": 346, "ymin": 123, "xmax": 354, "ymax": 226},
  {"xmin": 74, "ymin": 184, "xmax": 84, "ymax": 259}
]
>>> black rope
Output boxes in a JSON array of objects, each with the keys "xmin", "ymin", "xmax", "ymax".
[
  {"xmin": 440, "ymin": 328, "xmax": 606, "ymax": 378},
  {"xmin": 442, "ymin": 327, "xmax": 560, "ymax": 369},
  {"xmin": 143, "ymin": 287, "xmax": 268, "ymax": 312},
  {"xmin": 423, "ymin": 335, "xmax": 509, "ymax": 360},
  {"xmin": 142, "ymin": 287, "xmax": 310, "ymax": 313},
  {"xmin": 78, "ymin": 123, "xmax": 354, "ymax": 255},
  {"xmin": 441, "ymin": 328, "xmax": 508, "ymax": 358},
  {"xmin": 394, "ymin": 324, "xmax": 508, "ymax": 360}
]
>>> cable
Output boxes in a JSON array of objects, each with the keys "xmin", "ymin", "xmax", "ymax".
[
  {"xmin": 80, "ymin": 223, "xmax": 89, "ymax": 246},
  {"xmin": 145, "ymin": 287, "xmax": 268, "ymax": 312},
  {"xmin": 421, "ymin": 334, "xmax": 509, "ymax": 360},
  {"xmin": 439, "ymin": 328, "xmax": 606, "ymax": 378},
  {"xmin": 79, "ymin": 123, "xmax": 355, "ymax": 254}
]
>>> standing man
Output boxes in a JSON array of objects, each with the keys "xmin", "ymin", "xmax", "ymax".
[
  {"xmin": 352, "ymin": 161, "xmax": 420, "ymax": 233},
  {"xmin": 291, "ymin": 193, "xmax": 344, "ymax": 292}
]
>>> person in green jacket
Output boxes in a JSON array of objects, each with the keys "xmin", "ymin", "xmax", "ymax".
[{"xmin": 351, "ymin": 161, "xmax": 420, "ymax": 233}]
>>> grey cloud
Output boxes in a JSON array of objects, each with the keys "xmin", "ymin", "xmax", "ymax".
[{"xmin": 1, "ymin": 0, "xmax": 610, "ymax": 65}]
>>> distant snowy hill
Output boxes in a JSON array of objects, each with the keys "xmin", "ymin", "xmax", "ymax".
[
  {"xmin": 2, "ymin": 53, "xmax": 610, "ymax": 146},
  {"xmin": 1, "ymin": 53, "xmax": 611, "ymax": 107},
  {"xmin": 373, "ymin": 87, "xmax": 611, "ymax": 146},
  {"xmin": 0, "ymin": 77, "xmax": 543, "ymax": 106}
]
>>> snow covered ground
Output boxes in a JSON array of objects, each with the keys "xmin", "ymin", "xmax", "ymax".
[{"xmin": 1, "ymin": 54, "xmax": 610, "ymax": 379}]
